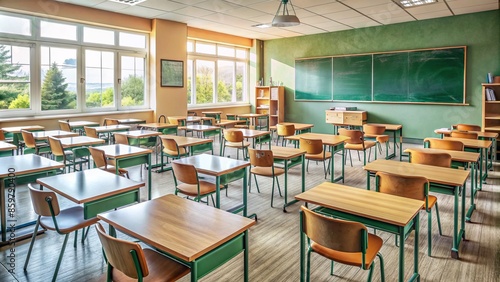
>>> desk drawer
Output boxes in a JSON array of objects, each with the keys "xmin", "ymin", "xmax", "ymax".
[
  {"xmin": 326, "ymin": 111, "xmax": 343, "ymax": 124},
  {"xmin": 343, "ymin": 112, "xmax": 366, "ymax": 126}
]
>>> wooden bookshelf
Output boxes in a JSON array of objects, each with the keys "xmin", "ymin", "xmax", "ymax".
[
  {"xmin": 482, "ymin": 83, "xmax": 500, "ymax": 159},
  {"xmin": 255, "ymin": 86, "xmax": 284, "ymax": 126}
]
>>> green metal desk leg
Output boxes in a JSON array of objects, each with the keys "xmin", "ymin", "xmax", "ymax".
[
  {"xmin": 215, "ymin": 176, "xmax": 221, "ymax": 209},
  {"xmin": 483, "ymin": 147, "xmax": 489, "ymax": 181},
  {"xmin": 300, "ymin": 211, "xmax": 305, "ymax": 282},
  {"xmin": 191, "ymin": 261, "xmax": 198, "ymax": 282},
  {"xmin": 283, "ymin": 155, "xmax": 305, "ymax": 212},
  {"xmin": 366, "ymin": 171, "xmax": 371, "ymax": 190},
  {"xmin": 148, "ymin": 153, "xmax": 152, "ymax": 200},
  {"xmin": 466, "ymin": 163, "xmax": 476, "ymax": 222},
  {"xmin": 412, "ymin": 215, "xmax": 420, "ymax": 282},
  {"xmin": 244, "ymin": 230, "xmax": 249, "ymax": 282},
  {"xmin": 398, "ymin": 226, "xmax": 405, "ymax": 282},
  {"xmin": 451, "ymin": 185, "xmax": 460, "ymax": 259}
]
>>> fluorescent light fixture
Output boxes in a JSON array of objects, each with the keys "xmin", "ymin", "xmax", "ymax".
[
  {"xmin": 252, "ymin": 23, "xmax": 272, "ymax": 28},
  {"xmin": 399, "ymin": 0, "xmax": 437, "ymax": 8},
  {"xmin": 272, "ymin": 0, "xmax": 300, "ymax": 27},
  {"xmin": 109, "ymin": 0, "xmax": 146, "ymax": 6}
]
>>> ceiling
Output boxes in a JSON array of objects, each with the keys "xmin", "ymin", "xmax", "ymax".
[{"xmin": 55, "ymin": 0, "xmax": 499, "ymax": 40}]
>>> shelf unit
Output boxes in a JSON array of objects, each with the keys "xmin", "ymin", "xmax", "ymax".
[
  {"xmin": 482, "ymin": 83, "xmax": 500, "ymax": 159},
  {"xmin": 255, "ymin": 86, "xmax": 284, "ymax": 127}
]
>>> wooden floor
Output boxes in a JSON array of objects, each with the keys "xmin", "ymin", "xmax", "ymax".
[{"xmin": 0, "ymin": 140, "xmax": 499, "ymax": 282}]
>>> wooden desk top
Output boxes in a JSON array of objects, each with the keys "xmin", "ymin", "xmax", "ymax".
[
  {"xmin": 98, "ymin": 194, "xmax": 255, "ymax": 262},
  {"xmin": 159, "ymin": 135, "xmax": 213, "ymax": 147},
  {"xmin": 404, "ymin": 148, "xmax": 480, "ymax": 163},
  {"xmin": 59, "ymin": 136, "xmax": 105, "ymax": 148},
  {"xmin": 237, "ymin": 113, "xmax": 268, "ymax": 119},
  {"xmin": 68, "ymin": 121, "xmax": 99, "ymax": 128},
  {"xmin": 286, "ymin": 132, "xmax": 350, "ymax": 146},
  {"xmin": 32, "ymin": 130, "xmax": 78, "ymax": 140},
  {"xmin": 226, "ymin": 128, "xmax": 270, "ymax": 138},
  {"xmin": 169, "ymin": 116, "xmax": 201, "ymax": 122},
  {"xmin": 173, "ymin": 154, "xmax": 249, "ymax": 177},
  {"xmin": 295, "ymin": 182, "xmax": 423, "ymax": 227},
  {"xmin": 364, "ymin": 159, "xmax": 470, "ymax": 187},
  {"xmin": 0, "ymin": 155, "xmax": 64, "ymax": 178},
  {"xmin": 91, "ymin": 125, "xmax": 130, "ymax": 132},
  {"xmin": 184, "ymin": 124, "xmax": 220, "ymax": 131},
  {"xmin": 118, "ymin": 118, "xmax": 146, "ymax": 124},
  {"xmin": 216, "ymin": 119, "xmax": 247, "ymax": 127},
  {"xmin": 139, "ymin": 123, "xmax": 177, "ymax": 129},
  {"xmin": 434, "ymin": 128, "xmax": 498, "ymax": 138},
  {"xmin": 202, "ymin": 111, "xmax": 222, "ymax": 115},
  {"xmin": 0, "ymin": 141, "xmax": 17, "ymax": 151},
  {"xmin": 98, "ymin": 144, "xmax": 152, "ymax": 158},
  {"xmin": 115, "ymin": 130, "xmax": 161, "ymax": 138},
  {"xmin": 367, "ymin": 123, "xmax": 402, "ymax": 131},
  {"xmin": 36, "ymin": 168, "xmax": 144, "ymax": 204},
  {"xmin": 2, "ymin": 125, "xmax": 44, "ymax": 133},
  {"xmin": 442, "ymin": 137, "xmax": 492, "ymax": 149},
  {"xmin": 271, "ymin": 146, "xmax": 306, "ymax": 159},
  {"xmin": 269, "ymin": 123, "xmax": 314, "ymax": 131}
]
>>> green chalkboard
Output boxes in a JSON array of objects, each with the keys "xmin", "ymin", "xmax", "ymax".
[
  {"xmin": 294, "ymin": 46, "xmax": 466, "ymax": 104},
  {"xmin": 295, "ymin": 57, "xmax": 333, "ymax": 101},
  {"xmin": 333, "ymin": 55, "xmax": 372, "ymax": 101}
]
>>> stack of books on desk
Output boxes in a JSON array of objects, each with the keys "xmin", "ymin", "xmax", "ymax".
[{"xmin": 330, "ymin": 106, "xmax": 357, "ymax": 111}]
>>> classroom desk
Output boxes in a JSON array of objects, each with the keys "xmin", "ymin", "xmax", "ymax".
[
  {"xmin": 90, "ymin": 125, "xmax": 130, "ymax": 144},
  {"xmin": 32, "ymin": 130, "xmax": 78, "ymax": 140},
  {"xmin": 216, "ymin": 119, "xmax": 247, "ymax": 128},
  {"xmin": 202, "ymin": 111, "xmax": 222, "ymax": 122},
  {"xmin": 237, "ymin": 113, "xmax": 268, "ymax": 129},
  {"xmin": 269, "ymin": 122, "xmax": 314, "ymax": 135},
  {"xmin": 68, "ymin": 121, "xmax": 100, "ymax": 134},
  {"xmin": 183, "ymin": 124, "xmax": 221, "ymax": 140},
  {"xmin": 0, "ymin": 141, "xmax": 16, "ymax": 157},
  {"xmin": 58, "ymin": 136, "xmax": 105, "ymax": 148},
  {"xmin": 405, "ymin": 147, "xmax": 480, "ymax": 222},
  {"xmin": 285, "ymin": 133, "xmax": 350, "ymax": 183},
  {"xmin": 271, "ymin": 146, "xmax": 306, "ymax": 212},
  {"xmin": 138, "ymin": 122, "xmax": 178, "ymax": 135},
  {"xmin": 168, "ymin": 116, "xmax": 202, "ymax": 124},
  {"xmin": 364, "ymin": 159, "xmax": 470, "ymax": 259},
  {"xmin": 367, "ymin": 123, "xmax": 403, "ymax": 160},
  {"xmin": 117, "ymin": 118, "xmax": 147, "ymax": 125},
  {"xmin": 0, "ymin": 155, "xmax": 63, "ymax": 244},
  {"xmin": 36, "ymin": 169, "xmax": 143, "ymax": 219},
  {"xmin": 235, "ymin": 128, "xmax": 271, "ymax": 148},
  {"xmin": 157, "ymin": 135, "xmax": 214, "ymax": 172},
  {"xmin": 442, "ymin": 137, "xmax": 492, "ymax": 184},
  {"xmin": 97, "ymin": 144, "xmax": 153, "ymax": 200},
  {"xmin": 295, "ymin": 182, "xmax": 422, "ymax": 282},
  {"xmin": 97, "ymin": 194, "xmax": 256, "ymax": 282},
  {"xmin": 173, "ymin": 154, "xmax": 254, "ymax": 218},
  {"xmin": 2, "ymin": 125, "xmax": 45, "ymax": 149}
]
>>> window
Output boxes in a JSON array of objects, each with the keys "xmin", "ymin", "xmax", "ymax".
[
  {"xmin": 0, "ymin": 44, "xmax": 31, "ymax": 110},
  {"xmin": 0, "ymin": 11, "xmax": 148, "ymax": 117},
  {"xmin": 187, "ymin": 40, "xmax": 249, "ymax": 106}
]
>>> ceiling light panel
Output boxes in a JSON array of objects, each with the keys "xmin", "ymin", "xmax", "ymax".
[
  {"xmin": 399, "ymin": 0, "xmax": 437, "ymax": 8},
  {"xmin": 109, "ymin": 0, "xmax": 146, "ymax": 6}
]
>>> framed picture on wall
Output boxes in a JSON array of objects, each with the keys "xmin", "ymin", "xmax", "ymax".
[{"xmin": 161, "ymin": 59, "xmax": 183, "ymax": 87}]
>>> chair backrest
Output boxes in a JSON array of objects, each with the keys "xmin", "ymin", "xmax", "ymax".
[
  {"xmin": 299, "ymin": 138, "xmax": 323, "ymax": 155},
  {"xmin": 161, "ymin": 138, "xmax": 182, "ymax": 156},
  {"xmin": 59, "ymin": 120, "xmax": 71, "ymax": 132},
  {"xmin": 248, "ymin": 148, "xmax": 274, "ymax": 167},
  {"xmin": 187, "ymin": 111, "xmax": 197, "ymax": 116},
  {"xmin": 21, "ymin": 130, "xmax": 36, "ymax": 148},
  {"xmin": 363, "ymin": 124, "xmax": 386, "ymax": 135},
  {"xmin": 88, "ymin": 147, "xmax": 107, "ymax": 168},
  {"xmin": 277, "ymin": 124, "xmax": 295, "ymax": 137},
  {"xmin": 202, "ymin": 117, "xmax": 215, "ymax": 126},
  {"xmin": 168, "ymin": 117, "xmax": 180, "ymax": 125},
  {"xmin": 95, "ymin": 223, "xmax": 149, "ymax": 279},
  {"xmin": 410, "ymin": 150, "xmax": 452, "ymax": 168},
  {"xmin": 224, "ymin": 129, "xmax": 244, "ymax": 143},
  {"xmin": 84, "ymin": 126, "xmax": 98, "ymax": 138},
  {"xmin": 338, "ymin": 128, "xmax": 364, "ymax": 145},
  {"xmin": 0, "ymin": 129, "xmax": 5, "ymax": 141},
  {"xmin": 455, "ymin": 124, "xmax": 481, "ymax": 131},
  {"xmin": 375, "ymin": 171, "xmax": 428, "ymax": 202},
  {"xmin": 158, "ymin": 114, "xmax": 166, "ymax": 123},
  {"xmin": 450, "ymin": 131, "xmax": 478, "ymax": 139},
  {"xmin": 48, "ymin": 136, "xmax": 65, "ymax": 156},
  {"xmin": 171, "ymin": 162, "xmax": 199, "ymax": 185},
  {"xmin": 104, "ymin": 118, "xmax": 119, "ymax": 126},
  {"xmin": 28, "ymin": 184, "xmax": 60, "ymax": 216},
  {"xmin": 301, "ymin": 206, "xmax": 366, "ymax": 253},
  {"xmin": 425, "ymin": 138, "xmax": 464, "ymax": 151},
  {"xmin": 114, "ymin": 133, "xmax": 129, "ymax": 145}
]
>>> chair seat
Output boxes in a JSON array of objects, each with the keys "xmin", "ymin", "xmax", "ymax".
[
  {"xmin": 311, "ymin": 233, "xmax": 383, "ymax": 270},
  {"xmin": 225, "ymin": 141, "xmax": 250, "ymax": 148},
  {"xmin": 176, "ymin": 181, "xmax": 222, "ymax": 197},
  {"xmin": 251, "ymin": 166, "xmax": 285, "ymax": 177},
  {"xmin": 39, "ymin": 206, "xmax": 99, "ymax": 234},
  {"xmin": 344, "ymin": 141, "xmax": 377, "ymax": 150},
  {"xmin": 364, "ymin": 134, "xmax": 390, "ymax": 143},
  {"xmin": 99, "ymin": 165, "xmax": 128, "ymax": 176},
  {"xmin": 305, "ymin": 151, "xmax": 332, "ymax": 161},
  {"xmin": 426, "ymin": 195, "xmax": 438, "ymax": 210},
  {"xmin": 163, "ymin": 147, "xmax": 187, "ymax": 156}
]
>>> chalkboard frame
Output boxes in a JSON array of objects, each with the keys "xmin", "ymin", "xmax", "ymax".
[{"xmin": 294, "ymin": 46, "xmax": 467, "ymax": 105}]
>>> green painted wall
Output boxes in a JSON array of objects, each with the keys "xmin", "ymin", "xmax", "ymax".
[{"xmin": 263, "ymin": 10, "xmax": 500, "ymax": 139}]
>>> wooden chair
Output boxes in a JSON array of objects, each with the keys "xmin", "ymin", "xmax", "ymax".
[
  {"xmin": 299, "ymin": 137, "xmax": 331, "ymax": 179},
  {"xmin": 114, "ymin": 133, "xmax": 129, "ymax": 145},
  {"xmin": 58, "ymin": 120, "xmax": 72, "ymax": 132},
  {"xmin": 0, "ymin": 129, "xmax": 12, "ymax": 142},
  {"xmin": 88, "ymin": 147, "xmax": 128, "ymax": 178},
  {"xmin": 24, "ymin": 184, "xmax": 99, "ymax": 282},
  {"xmin": 409, "ymin": 150, "xmax": 452, "ymax": 168},
  {"xmin": 424, "ymin": 138, "xmax": 464, "ymax": 151},
  {"xmin": 248, "ymin": 148, "xmax": 285, "ymax": 207},
  {"xmin": 21, "ymin": 130, "xmax": 51, "ymax": 155},
  {"xmin": 363, "ymin": 124, "xmax": 390, "ymax": 158},
  {"xmin": 222, "ymin": 129, "xmax": 250, "ymax": 160},
  {"xmin": 161, "ymin": 137, "xmax": 188, "ymax": 163},
  {"xmin": 450, "ymin": 131, "xmax": 478, "ymax": 139},
  {"xmin": 48, "ymin": 136, "xmax": 89, "ymax": 173},
  {"xmin": 84, "ymin": 126, "xmax": 109, "ymax": 144},
  {"xmin": 157, "ymin": 115, "xmax": 177, "ymax": 135},
  {"xmin": 338, "ymin": 128, "xmax": 377, "ymax": 166},
  {"xmin": 171, "ymin": 162, "xmax": 221, "ymax": 205},
  {"xmin": 95, "ymin": 222, "xmax": 190, "ymax": 282},
  {"xmin": 168, "ymin": 117, "xmax": 188, "ymax": 135},
  {"xmin": 276, "ymin": 124, "xmax": 295, "ymax": 146},
  {"xmin": 300, "ymin": 206, "xmax": 385, "ymax": 282},
  {"xmin": 200, "ymin": 117, "xmax": 221, "ymax": 141},
  {"xmin": 455, "ymin": 124, "xmax": 481, "ymax": 131},
  {"xmin": 226, "ymin": 114, "xmax": 249, "ymax": 129},
  {"xmin": 103, "ymin": 118, "xmax": 119, "ymax": 126},
  {"xmin": 375, "ymin": 171, "xmax": 442, "ymax": 256}
]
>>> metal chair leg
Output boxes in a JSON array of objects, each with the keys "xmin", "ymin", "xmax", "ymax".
[
  {"xmin": 23, "ymin": 217, "xmax": 40, "ymax": 271},
  {"xmin": 52, "ymin": 233, "xmax": 70, "ymax": 282}
]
